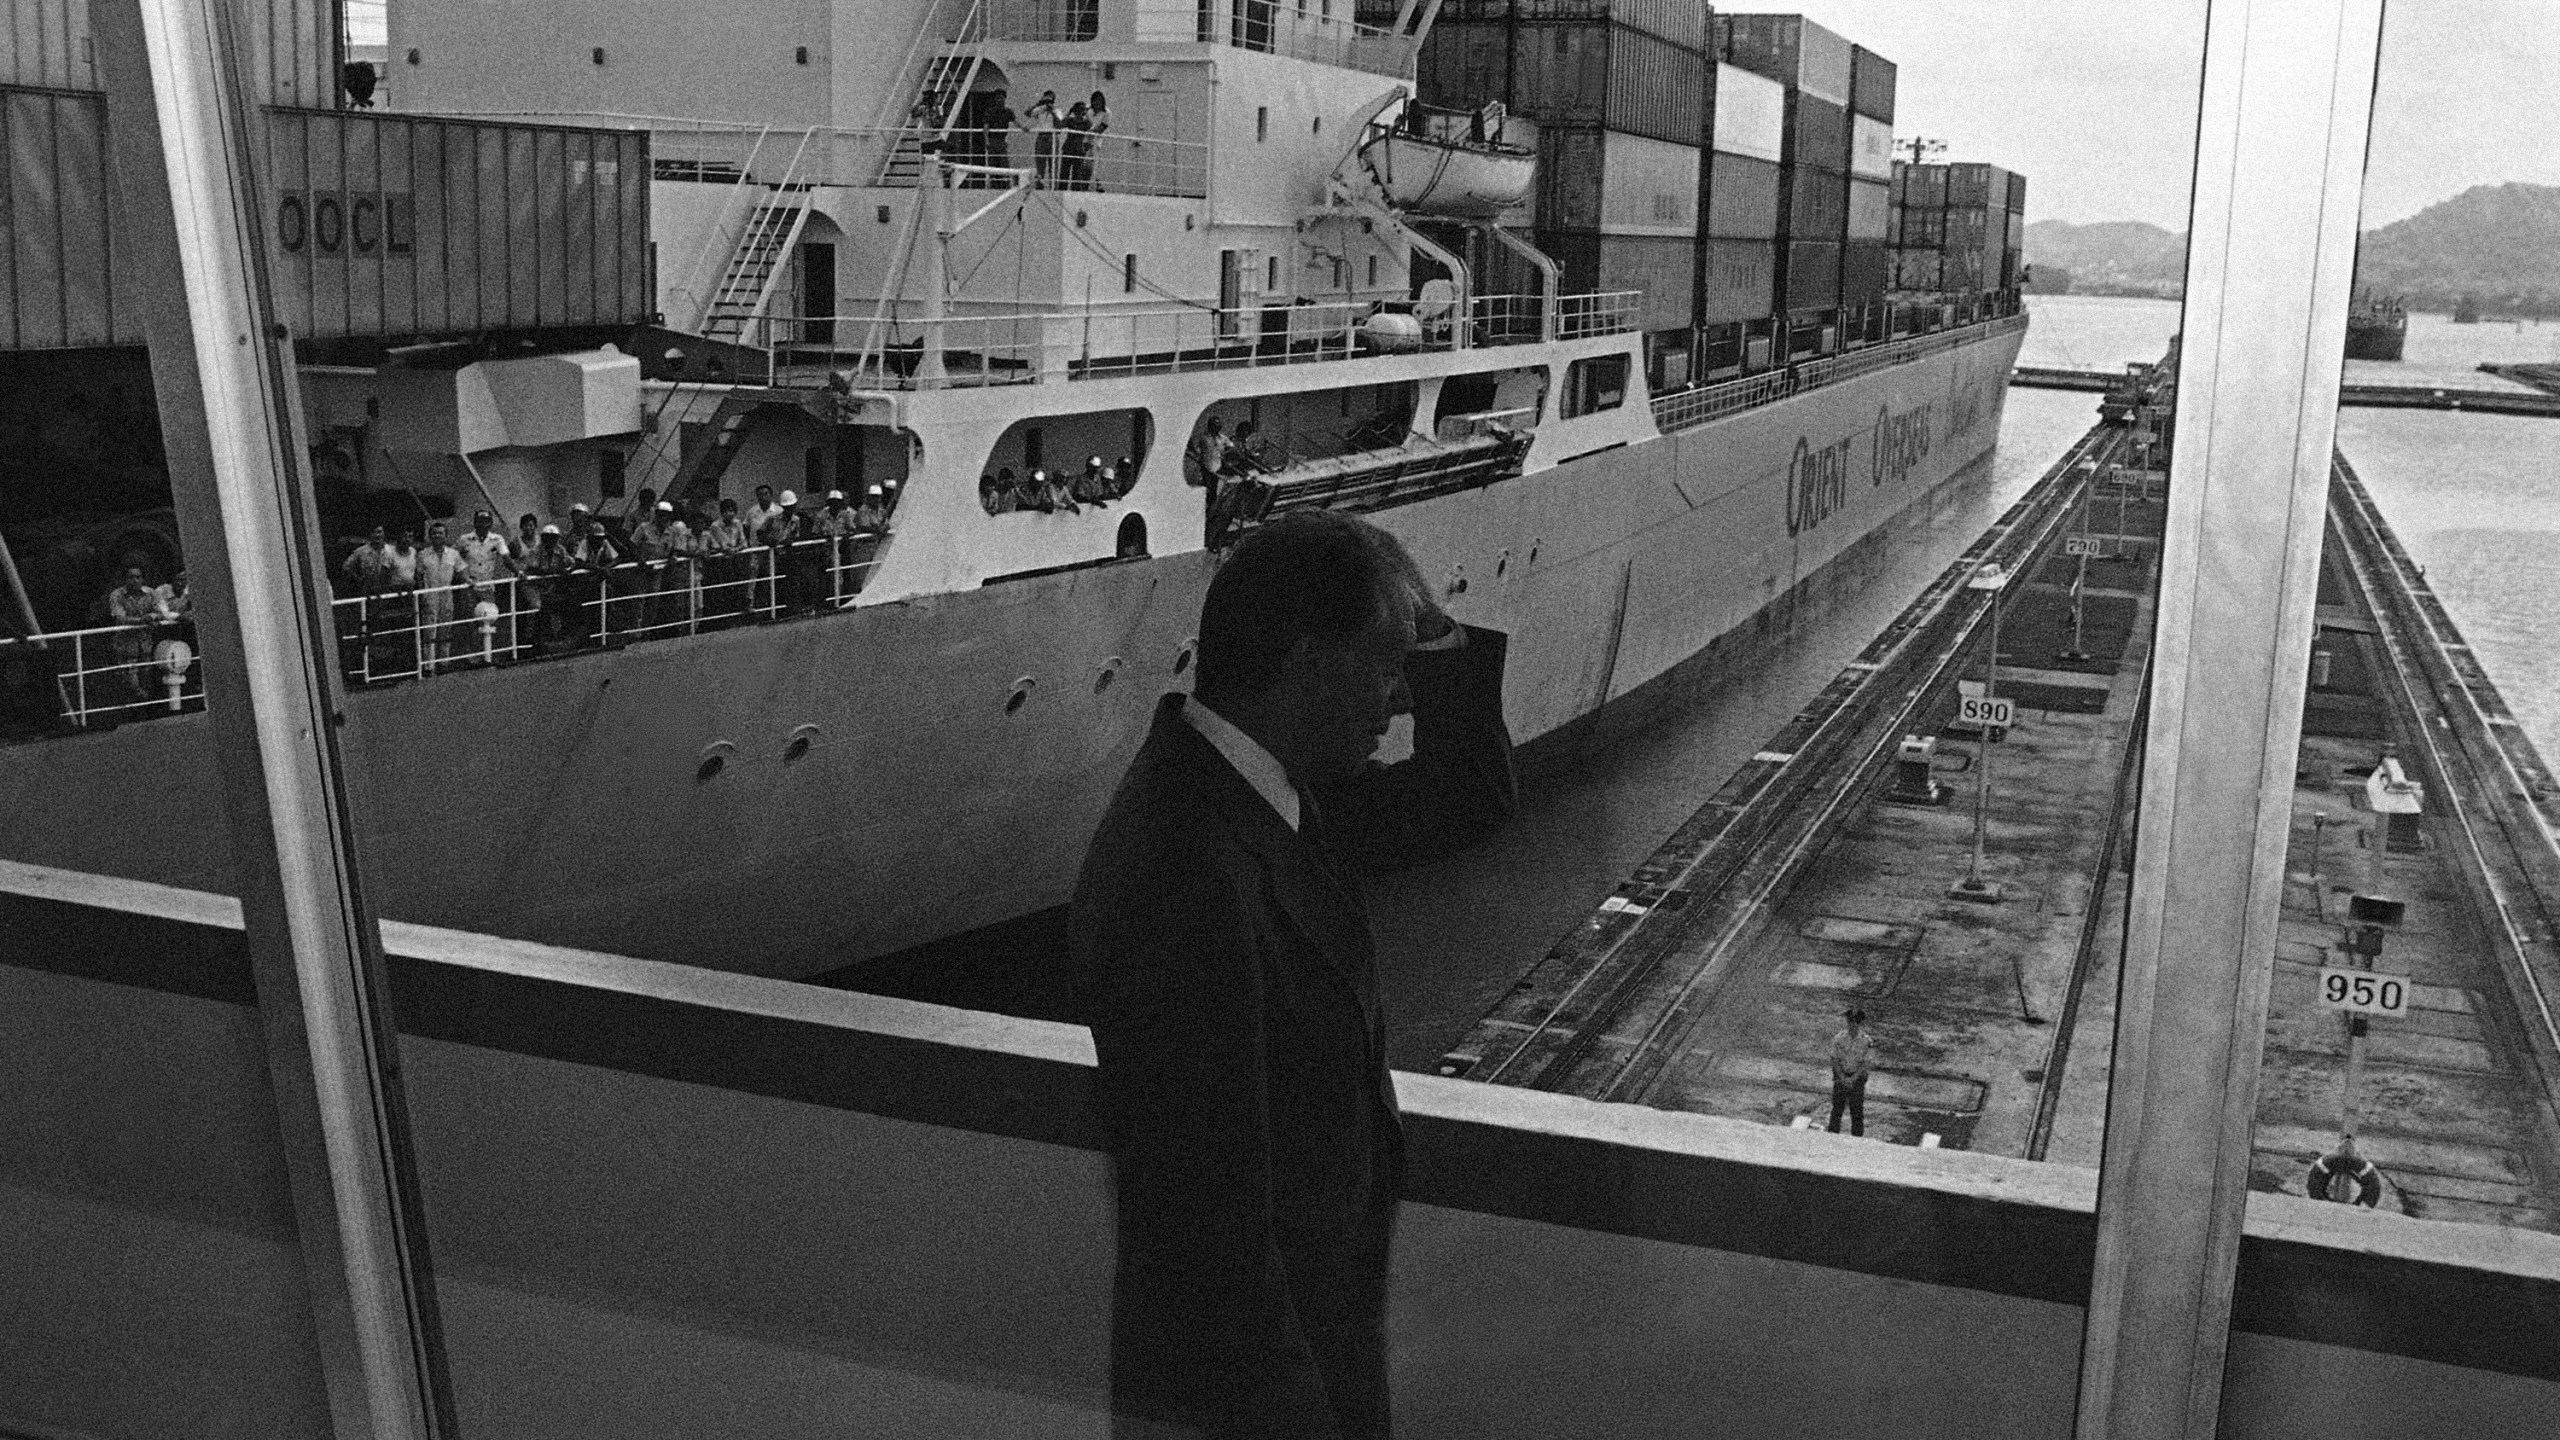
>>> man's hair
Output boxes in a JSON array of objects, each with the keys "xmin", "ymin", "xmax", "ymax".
[
  {"xmin": 1194, "ymin": 512, "xmax": 1390, "ymax": 700},
  {"xmin": 1846, "ymin": 1008, "xmax": 1867, "ymax": 1025}
]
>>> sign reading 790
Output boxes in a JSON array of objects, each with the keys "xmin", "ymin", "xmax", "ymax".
[{"xmin": 2318, "ymin": 967, "xmax": 2409, "ymax": 1017}]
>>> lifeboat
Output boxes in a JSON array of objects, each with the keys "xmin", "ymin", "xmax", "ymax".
[{"xmin": 1358, "ymin": 103, "xmax": 1535, "ymax": 220}]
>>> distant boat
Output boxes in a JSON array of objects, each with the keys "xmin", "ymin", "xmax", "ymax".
[
  {"xmin": 2345, "ymin": 295, "xmax": 2407, "ymax": 361},
  {"xmin": 2452, "ymin": 295, "xmax": 2481, "ymax": 324}
]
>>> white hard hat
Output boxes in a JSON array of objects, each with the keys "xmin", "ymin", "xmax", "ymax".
[
  {"xmin": 867, "ymin": 485, "xmax": 884, "ymax": 496},
  {"xmin": 826, "ymin": 489, "xmax": 846, "ymax": 501},
  {"xmin": 656, "ymin": 501, "xmax": 675, "ymax": 512},
  {"xmin": 779, "ymin": 490, "xmax": 798, "ymax": 506},
  {"xmin": 570, "ymin": 502, "xmax": 591, "ymax": 514},
  {"xmin": 540, "ymin": 524, "xmax": 560, "ymax": 536}
]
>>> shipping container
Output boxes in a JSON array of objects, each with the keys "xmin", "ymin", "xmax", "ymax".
[
  {"xmin": 8, "ymin": 0, "xmax": 334, "ymax": 101},
  {"xmin": 1889, "ymin": 248, "xmax": 1942, "ymax": 292},
  {"xmin": 1785, "ymin": 91, "xmax": 1849, "ymax": 170},
  {"xmin": 1706, "ymin": 151, "xmax": 1781, "ymax": 239},
  {"xmin": 1849, "ymin": 46, "xmax": 1897, "ymax": 123},
  {"xmin": 1942, "ymin": 249, "xmax": 1987, "ymax": 293},
  {"xmin": 1849, "ymin": 114, "xmax": 1893, "ymax": 181},
  {"xmin": 6, "ymin": 0, "xmax": 93, "ymax": 90},
  {"xmin": 1712, "ymin": 13, "xmax": 1852, "ymax": 106},
  {"xmin": 1842, "ymin": 240, "xmax": 1889, "ymax": 304},
  {"xmin": 1947, "ymin": 162, "xmax": 2007, "ymax": 209},
  {"xmin": 1709, "ymin": 63, "xmax": 1785, "ymax": 162},
  {"xmin": 1422, "ymin": 19, "xmax": 1708, "ymax": 146},
  {"xmin": 1543, "ymin": 229, "xmax": 1695, "ymax": 334},
  {"xmin": 1783, "ymin": 165, "xmax": 1847, "ymax": 241},
  {"xmin": 1895, "ymin": 205, "xmax": 1947, "ymax": 248},
  {"xmin": 2006, "ymin": 209, "xmax": 2025, "ymax": 257},
  {"xmin": 1700, "ymin": 237, "xmax": 1777, "ymax": 323},
  {"xmin": 1898, "ymin": 160, "xmax": 1948, "ymax": 208},
  {"xmin": 1784, "ymin": 241, "xmax": 1840, "ymax": 312},
  {"xmin": 1848, "ymin": 179, "xmax": 1890, "ymax": 241},
  {"xmin": 1425, "ymin": 0, "xmax": 1709, "ymax": 52},
  {"xmin": 2007, "ymin": 170, "xmax": 2029, "ymax": 214},
  {"xmin": 0, "ymin": 88, "xmax": 142, "ymax": 349},
  {"xmin": 260, "ymin": 108, "xmax": 652, "ymax": 340},
  {"xmin": 1532, "ymin": 125, "xmax": 1699, "ymax": 235}
]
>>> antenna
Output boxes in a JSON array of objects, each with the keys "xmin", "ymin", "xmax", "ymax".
[{"xmin": 1899, "ymin": 136, "xmax": 1948, "ymax": 165}]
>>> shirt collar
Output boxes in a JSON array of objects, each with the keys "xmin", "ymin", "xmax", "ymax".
[{"xmin": 1179, "ymin": 697, "xmax": 1299, "ymax": 831}]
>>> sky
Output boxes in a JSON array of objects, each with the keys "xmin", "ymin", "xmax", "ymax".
[{"xmin": 1720, "ymin": 0, "xmax": 2560, "ymax": 232}]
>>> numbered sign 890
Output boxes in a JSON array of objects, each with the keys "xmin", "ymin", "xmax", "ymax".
[
  {"xmin": 2318, "ymin": 967, "xmax": 2409, "ymax": 1017},
  {"xmin": 1958, "ymin": 696, "xmax": 2015, "ymax": 730}
]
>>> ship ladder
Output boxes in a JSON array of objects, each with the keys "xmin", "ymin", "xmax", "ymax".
[{"xmin": 699, "ymin": 189, "xmax": 814, "ymax": 347}]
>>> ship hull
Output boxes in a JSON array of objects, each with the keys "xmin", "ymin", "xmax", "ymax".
[{"xmin": 0, "ymin": 324, "xmax": 2025, "ymax": 978}]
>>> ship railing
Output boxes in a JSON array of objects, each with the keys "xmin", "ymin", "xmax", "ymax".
[
  {"xmin": 322, "ymin": 544, "xmax": 892, "ymax": 682},
  {"xmin": 1650, "ymin": 311, "xmax": 2029, "ymax": 437},
  {"xmin": 1155, "ymin": 0, "xmax": 1416, "ymax": 78},
  {"xmin": 771, "ymin": 290, "xmax": 1636, "ymax": 388},
  {"xmin": 1, "ymin": 542, "xmax": 893, "ymax": 731},
  {"xmin": 451, "ymin": 113, "xmax": 1214, "ymax": 200},
  {"xmin": 0, "ymin": 619, "xmax": 206, "ymax": 731}
]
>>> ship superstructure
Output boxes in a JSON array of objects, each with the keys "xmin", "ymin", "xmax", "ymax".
[{"xmin": 1, "ymin": 2, "xmax": 2027, "ymax": 979}]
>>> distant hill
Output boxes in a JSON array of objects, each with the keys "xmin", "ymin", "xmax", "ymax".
[
  {"xmin": 2355, "ymin": 183, "xmax": 2560, "ymax": 316},
  {"xmin": 2023, "ymin": 220, "xmax": 2185, "ymax": 297},
  {"xmin": 2024, "ymin": 185, "xmax": 2560, "ymax": 315}
]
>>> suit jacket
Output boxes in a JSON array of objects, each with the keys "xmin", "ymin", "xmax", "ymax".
[{"xmin": 1070, "ymin": 626, "xmax": 1515, "ymax": 1437}]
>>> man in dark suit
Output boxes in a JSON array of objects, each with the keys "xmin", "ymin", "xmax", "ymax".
[{"xmin": 1071, "ymin": 511, "xmax": 1517, "ymax": 1438}]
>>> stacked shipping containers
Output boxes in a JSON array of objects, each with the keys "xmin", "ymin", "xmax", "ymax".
[
  {"xmin": 1409, "ymin": 1, "xmax": 1711, "ymax": 362},
  {"xmin": 1713, "ymin": 13, "xmax": 1853, "ymax": 322},
  {"xmin": 1701, "ymin": 63, "xmax": 1782, "ymax": 325},
  {"xmin": 1842, "ymin": 46, "xmax": 1895, "ymax": 319},
  {"xmin": 1888, "ymin": 160, "xmax": 2026, "ymax": 300},
  {"xmin": 2, "ymin": 0, "xmax": 654, "ymax": 350}
]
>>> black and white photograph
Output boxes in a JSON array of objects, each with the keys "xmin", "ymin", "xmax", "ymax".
[{"xmin": 3, "ymin": 1, "xmax": 2557, "ymax": 1435}]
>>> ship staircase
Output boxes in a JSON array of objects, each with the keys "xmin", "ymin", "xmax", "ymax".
[
  {"xmin": 620, "ymin": 127, "xmax": 832, "ymax": 518},
  {"xmin": 698, "ymin": 190, "xmax": 814, "ymax": 346},
  {"xmin": 839, "ymin": 1, "xmax": 1006, "ymax": 384}
]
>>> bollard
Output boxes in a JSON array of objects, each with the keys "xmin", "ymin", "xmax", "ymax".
[
  {"xmin": 156, "ymin": 637, "xmax": 193, "ymax": 710},
  {"xmin": 474, "ymin": 599, "xmax": 500, "ymax": 665}
]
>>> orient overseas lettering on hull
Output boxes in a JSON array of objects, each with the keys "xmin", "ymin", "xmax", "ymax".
[
  {"xmin": 1786, "ymin": 433, "xmax": 1855, "ymax": 537},
  {"xmin": 1870, "ymin": 402, "xmax": 1933, "ymax": 489},
  {"xmin": 1788, "ymin": 398, "xmax": 1937, "ymax": 537},
  {"xmin": 1945, "ymin": 359, "xmax": 1989, "ymax": 441}
]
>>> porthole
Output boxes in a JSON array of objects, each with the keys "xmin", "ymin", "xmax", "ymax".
[
  {"xmin": 1173, "ymin": 640, "xmax": 1196, "ymax": 675},
  {"xmin": 697, "ymin": 739, "xmax": 737, "ymax": 782},
  {"xmin": 1496, "ymin": 549, "xmax": 1510, "ymax": 578},
  {"xmin": 1006, "ymin": 677, "xmax": 1037, "ymax": 714},
  {"xmin": 1095, "ymin": 656, "xmax": 1124, "ymax": 694}
]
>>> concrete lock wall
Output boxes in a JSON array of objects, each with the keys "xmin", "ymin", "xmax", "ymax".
[{"xmin": 3, "ymin": 866, "xmax": 2557, "ymax": 1439}]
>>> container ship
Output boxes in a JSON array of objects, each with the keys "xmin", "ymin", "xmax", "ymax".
[
  {"xmin": 2346, "ymin": 292, "xmax": 2408, "ymax": 360},
  {"xmin": 0, "ymin": 1, "xmax": 2026, "ymax": 980}
]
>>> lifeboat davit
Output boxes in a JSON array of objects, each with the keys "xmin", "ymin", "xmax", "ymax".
[{"xmin": 1358, "ymin": 105, "xmax": 1535, "ymax": 219}]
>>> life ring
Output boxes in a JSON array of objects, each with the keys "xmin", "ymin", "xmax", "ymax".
[{"xmin": 2307, "ymin": 1151, "xmax": 2382, "ymax": 1207}]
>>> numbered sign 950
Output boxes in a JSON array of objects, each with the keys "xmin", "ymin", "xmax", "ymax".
[{"xmin": 2318, "ymin": 967, "xmax": 2409, "ymax": 1017}]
